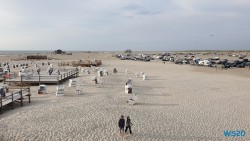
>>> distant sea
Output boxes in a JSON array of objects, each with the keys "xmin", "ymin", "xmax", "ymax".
[{"xmin": 0, "ymin": 50, "xmax": 53, "ymax": 56}]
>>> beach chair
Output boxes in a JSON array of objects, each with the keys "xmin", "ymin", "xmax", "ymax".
[
  {"xmin": 97, "ymin": 70, "xmax": 103, "ymax": 76},
  {"xmin": 69, "ymin": 79, "xmax": 76, "ymax": 87},
  {"xmin": 125, "ymin": 84, "xmax": 132, "ymax": 94},
  {"xmin": 103, "ymin": 70, "xmax": 108, "ymax": 75},
  {"xmin": 38, "ymin": 85, "xmax": 46, "ymax": 94},
  {"xmin": 126, "ymin": 78, "xmax": 133, "ymax": 85},
  {"xmin": 128, "ymin": 93, "xmax": 137, "ymax": 105},
  {"xmin": 56, "ymin": 85, "xmax": 64, "ymax": 96},
  {"xmin": 143, "ymin": 74, "xmax": 147, "ymax": 80},
  {"xmin": 85, "ymin": 70, "xmax": 90, "ymax": 74},
  {"xmin": 91, "ymin": 66, "xmax": 96, "ymax": 71},
  {"xmin": 92, "ymin": 76, "xmax": 98, "ymax": 84},
  {"xmin": 113, "ymin": 68, "xmax": 117, "ymax": 73},
  {"xmin": 81, "ymin": 68, "xmax": 84, "ymax": 73},
  {"xmin": 78, "ymin": 66, "xmax": 81, "ymax": 72},
  {"xmin": 75, "ymin": 85, "xmax": 83, "ymax": 95}
]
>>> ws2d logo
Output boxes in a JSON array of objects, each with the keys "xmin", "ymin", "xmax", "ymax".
[{"xmin": 224, "ymin": 130, "xmax": 246, "ymax": 137}]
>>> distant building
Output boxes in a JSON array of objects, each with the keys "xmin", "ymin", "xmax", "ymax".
[{"xmin": 27, "ymin": 55, "xmax": 47, "ymax": 60}]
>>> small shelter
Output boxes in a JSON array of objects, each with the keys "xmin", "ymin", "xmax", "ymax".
[
  {"xmin": 92, "ymin": 76, "xmax": 98, "ymax": 84},
  {"xmin": 69, "ymin": 79, "xmax": 76, "ymax": 87},
  {"xmin": 113, "ymin": 68, "xmax": 117, "ymax": 73},
  {"xmin": 143, "ymin": 74, "xmax": 147, "ymax": 80},
  {"xmin": 75, "ymin": 85, "xmax": 83, "ymax": 95},
  {"xmin": 128, "ymin": 93, "xmax": 137, "ymax": 105},
  {"xmin": 125, "ymin": 78, "xmax": 133, "ymax": 94},
  {"xmin": 97, "ymin": 70, "xmax": 103, "ymax": 76},
  {"xmin": 38, "ymin": 84, "xmax": 46, "ymax": 94},
  {"xmin": 56, "ymin": 85, "xmax": 64, "ymax": 96}
]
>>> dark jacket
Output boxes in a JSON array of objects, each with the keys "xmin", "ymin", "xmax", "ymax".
[
  {"xmin": 118, "ymin": 119, "xmax": 125, "ymax": 128},
  {"xmin": 126, "ymin": 119, "xmax": 132, "ymax": 127}
]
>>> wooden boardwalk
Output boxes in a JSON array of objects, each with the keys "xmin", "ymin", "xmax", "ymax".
[
  {"xmin": 5, "ymin": 70, "xmax": 78, "ymax": 85},
  {"xmin": 0, "ymin": 87, "xmax": 31, "ymax": 114}
]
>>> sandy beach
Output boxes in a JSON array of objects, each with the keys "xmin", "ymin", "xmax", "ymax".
[{"xmin": 0, "ymin": 52, "xmax": 250, "ymax": 140}]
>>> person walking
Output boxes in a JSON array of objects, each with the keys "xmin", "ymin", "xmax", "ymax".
[
  {"xmin": 125, "ymin": 116, "xmax": 133, "ymax": 134},
  {"xmin": 118, "ymin": 115, "xmax": 125, "ymax": 135}
]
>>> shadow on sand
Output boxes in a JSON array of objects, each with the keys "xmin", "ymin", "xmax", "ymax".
[
  {"xmin": 147, "ymin": 78, "xmax": 166, "ymax": 81},
  {"xmin": 133, "ymin": 133, "xmax": 223, "ymax": 141},
  {"xmin": 138, "ymin": 93, "xmax": 171, "ymax": 97},
  {"xmin": 135, "ymin": 103, "xmax": 178, "ymax": 107}
]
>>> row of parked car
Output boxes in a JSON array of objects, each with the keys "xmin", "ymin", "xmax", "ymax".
[
  {"xmin": 163, "ymin": 56, "xmax": 250, "ymax": 68},
  {"xmin": 116, "ymin": 53, "xmax": 250, "ymax": 69},
  {"xmin": 221, "ymin": 59, "xmax": 250, "ymax": 68},
  {"xmin": 116, "ymin": 54, "xmax": 154, "ymax": 62}
]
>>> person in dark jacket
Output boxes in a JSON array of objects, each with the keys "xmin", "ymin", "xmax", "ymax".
[
  {"xmin": 125, "ymin": 116, "xmax": 133, "ymax": 134},
  {"xmin": 118, "ymin": 115, "xmax": 125, "ymax": 135}
]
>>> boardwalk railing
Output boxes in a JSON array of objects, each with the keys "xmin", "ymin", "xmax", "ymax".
[
  {"xmin": 0, "ymin": 87, "xmax": 31, "ymax": 114},
  {"xmin": 5, "ymin": 70, "xmax": 79, "ymax": 84}
]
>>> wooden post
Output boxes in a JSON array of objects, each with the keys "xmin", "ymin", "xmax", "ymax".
[
  {"xmin": 3, "ymin": 75, "xmax": 5, "ymax": 85},
  {"xmin": 0, "ymin": 95, "xmax": 2, "ymax": 114},
  {"xmin": 28, "ymin": 87, "xmax": 31, "ymax": 103},
  {"xmin": 20, "ymin": 90, "xmax": 23, "ymax": 106},
  {"xmin": 21, "ymin": 75, "xmax": 23, "ymax": 87},
  {"xmin": 12, "ymin": 92, "xmax": 14, "ymax": 110},
  {"xmin": 39, "ymin": 75, "xmax": 41, "ymax": 85}
]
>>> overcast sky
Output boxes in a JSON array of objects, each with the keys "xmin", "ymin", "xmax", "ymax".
[{"xmin": 0, "ymin": 0, "xmax": 250, "ymax": 51}]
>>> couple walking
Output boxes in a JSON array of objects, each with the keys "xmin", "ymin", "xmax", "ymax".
[{"xmin": 118, "ymin": 115, "xmax": 133, "ymax": 136}]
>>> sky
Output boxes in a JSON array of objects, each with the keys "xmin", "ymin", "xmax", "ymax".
[{"xmin": 0, "ymin": 0, "xmax": 250, "ymax": 51}]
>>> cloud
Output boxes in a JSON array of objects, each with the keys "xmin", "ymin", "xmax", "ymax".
[
  {"xmin": 122, "ymin": 4, "xmax": 141, "ymax": 10},
  {"xmin": 0, "ymin": 0, "xmax": 249, "ymax": 51}
]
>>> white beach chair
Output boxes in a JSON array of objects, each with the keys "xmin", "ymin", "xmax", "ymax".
[
  {"xmin": 78, "ymin": 66, "xmax": 81, "ymax": 72},
  {"xmin": 97, "ymin": 70, "xmax": 103, "ymax": 76},
  {"xmin": 126, "ymin": 69, "xmax": 129, "ymax": 74},
  {"xmin": 69, "ymin": 79, "xmax": 77, "ymax": 87},
  {"xmin": 103, "ymin": 70, "xmax": 108, "ymax": 75},
  {"xmin": 81, "ymin": 68, "xmax": 84, "ymax": 73},
  {"xmin": 56, "ymin": 85, "xmax": 64, "ymax": 96},
  {"xmin": 128, "ymin": 93, "xmax": 137, "ymax": 105},
  {"xmin": 125, "ymin": 84, "xmax": 132, "ymax": 94},
  {"xmin": 143, "ymin": 74, "xmax": 147, "ymax": 80},
  {"xmin": 91, "ymin": 66, "xmax": 96, "ymax": 71},
  {"xmin": 75, "ymin": 85, "xmax": 83, "ymax": 95},
  {"xmin": 38, "ymin": 84, "xmax": 46, "ymax": 94},
  {"xmin": 85, "ymin": 70, "xmax": 90, "ymax": 74},
  {"xmin": 92, "ymin": 76, "xmax": 98, "ymax": 84}
]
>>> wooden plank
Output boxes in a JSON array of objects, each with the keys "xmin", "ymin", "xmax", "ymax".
[
  {"xmin": 5, "ymin": 70, "xmax": 78, "ymax": 84},
  {"xmin": 1, "ymin": 91, "xmax": 29, "ymax": 106},
  {"xmin": 0, "ymin": 96, "xmax": 2, "ymax": 114},
  {"xmin": 8, "ymin": 86, "xmax": 30, "ymax": 89}
]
